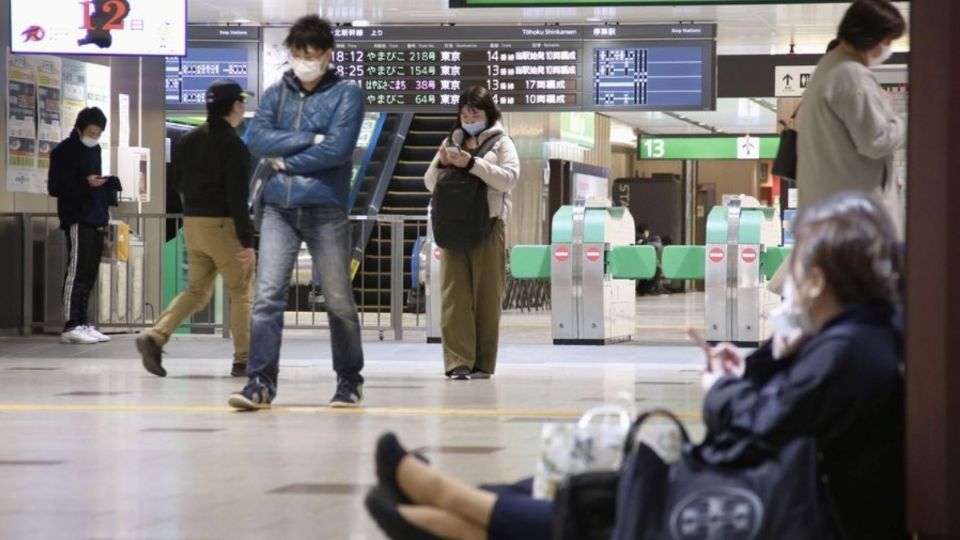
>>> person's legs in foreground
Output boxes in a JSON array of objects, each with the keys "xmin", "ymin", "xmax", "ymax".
[
  {"xmin": 228, "ymin": 206, "xmax": 300, "ymax": 410},
  {"xmin": 471, "ymin": 220, "xmax": 506, "ymax": 378},
  {"xmin": 301, "ymin": 206, "xmax": 365, "ymax": 407},
  {"xmin": 61, "ymin": 224, "xmax": 105, "ymax": 344},
  {"xmin": 138, "ymin": 219, "xmax": 218, "ymax": 377},
  {"xmin": 367, "ymin": 433, "xmax": 553, "ymax": 540}
]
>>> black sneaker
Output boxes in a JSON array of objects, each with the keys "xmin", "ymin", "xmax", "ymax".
[
  {"xmin": 136, "ymin": 334, "xmax": 166, "ymax": 377},
  {"xmin": 228, "ymin": 378, "xmax": 274, "ymax": 411},
  {"xmin": 230, "ymin": 363, "xmax": 246, "ymax": 377},
  {"xmin": 330, "ymin": 378, "xmax": 363, "ymax": 408},
  {"xmin": 446, "ymin": 366, "xmax": 471, "ymax": 380}
]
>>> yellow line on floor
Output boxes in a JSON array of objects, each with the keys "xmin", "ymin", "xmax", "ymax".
[{"xmin": 0, "ymin": 403, "xmax": 700, "ymax": 420}]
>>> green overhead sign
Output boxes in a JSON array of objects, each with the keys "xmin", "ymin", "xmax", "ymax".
[
  {"xmin": 638, "ymin": 135, "xmax": 780, "ymax": 160},
  {"xmin": 455, "ymin": 0, "xmax": 843, "ymax": 5}
]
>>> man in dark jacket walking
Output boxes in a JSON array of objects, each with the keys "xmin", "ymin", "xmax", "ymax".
[
  {"xmin": 228, "ymin": 15, "xmax": 366, "ymax": 410},
  {"xmin": 136, "ymin": 80, "xmax": 256, "ymax": 378},
  {"xmin": 48, "ymin": 107, "xmax": 121, "ymax": 344}
]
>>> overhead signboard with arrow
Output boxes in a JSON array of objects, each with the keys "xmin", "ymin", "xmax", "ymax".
[{"xmin": 775, "ymin": 65, "xmax": 815, "ymax": 97}]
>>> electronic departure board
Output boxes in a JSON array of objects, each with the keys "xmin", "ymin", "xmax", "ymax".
[
  {"xmin": 583, "ymin": 25, "xmax": 716, "ymax": 111},
  {"xmin": 165, "ymin": 47, "xmax": 252, "ymax": 106},
  {"xmin": 165, "ymin": 27, "xmax": 260, "ymax": 111},
  {"xmin": 329, "ymin": 25, "xmax": 583, "ymax": 111},
  {"xmin": 260, "ymin": 24, "xmax": 714, "ymax": 112}
]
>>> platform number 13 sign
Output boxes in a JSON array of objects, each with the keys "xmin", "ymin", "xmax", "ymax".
[{"xmin": 643, "ymin": 139, "xmax": 666, "ymax": 159}]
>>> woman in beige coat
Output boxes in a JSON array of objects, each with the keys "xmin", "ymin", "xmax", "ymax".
[{"xmin": 424, "ymin": 86, "xmax": 520, "ymax": 380}]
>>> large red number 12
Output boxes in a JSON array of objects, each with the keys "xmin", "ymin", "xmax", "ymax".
[{"xmin": 81, "ymin": 1, "xmax": 130, "ymax": 31}]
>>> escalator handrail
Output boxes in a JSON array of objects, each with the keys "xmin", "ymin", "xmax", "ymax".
[
  {"xmin": 347, "ymin": 113, "xmax": 389, "ymax": 211},
  {"xmin": 350, "ymin": 112, "xmax": 416, "ymax": 278}
]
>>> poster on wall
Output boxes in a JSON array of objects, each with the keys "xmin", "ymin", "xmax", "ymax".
[
  {"xmin": 117, "ymin": 146, "xmax": 149, "ymax": 202},
  {"xmin": 85, "ymin": 62, "xmax": 112, "ymax": 176},
  {"xmin": 6, "ymin": 53, "xmax": 113, "ymax": 194},
  {"xmin": 6, "ymin": 54, "xmax": 41, "ymax": 193},
  {"xmin": 61, "ymin": 60, "xmax": 88, "ymax": 140},
  {"xmin": 35, "ymin": 57, "xmax": 63, "ymax": 172}
]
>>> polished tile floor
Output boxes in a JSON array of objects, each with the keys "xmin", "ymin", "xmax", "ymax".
[{"xmin": 0, "ymin": 293, "xmax": 710, "ymax": 540}]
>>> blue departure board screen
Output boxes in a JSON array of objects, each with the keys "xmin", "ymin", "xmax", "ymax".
[
  {"xmin": 165, "ymin": 46, "xmax": 253, "ymax": 108},
  {"xmin": 583, "ymin": 25, "xmax": 715, "ymax": 111},
  {"xmin": 593, "ymin": 46, "xmax": 706, "ymax": 108}
]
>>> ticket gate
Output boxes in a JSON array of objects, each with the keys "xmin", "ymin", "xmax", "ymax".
[
  {"xmin": 701, "ymin": 198, "xmax": 783, "ymax": 345},
  {"xmin": 511, "ymin": 199, "xmax": 658, "ymax": 344},
  {"xmin": 509, "ymin": 196, "xmax": 790, "ymax": 346}
]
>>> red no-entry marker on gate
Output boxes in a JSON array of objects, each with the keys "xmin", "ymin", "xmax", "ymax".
[
  {"xmin": 554, "ymin": 245, "xmax": 570, "ymax": 262},
  {"xmin": 742, "ymin": 247, "xmax": 758, "ymax": 264},
  {"xmin": 586, "ymin": 246, "xmax": 602, "ymax": 263},
  {"xmin": 708, "ymin": 247, "xmax": 725, "ymax": 263}
]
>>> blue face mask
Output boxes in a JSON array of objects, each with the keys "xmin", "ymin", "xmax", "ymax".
[{"xmin": 462, "ymin": 121, "xmax": 486, "ymax": 137}]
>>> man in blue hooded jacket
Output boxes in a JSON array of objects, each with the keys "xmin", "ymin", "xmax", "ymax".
[{"xmin": 229, "ymin": 15, "xmax": 366, "ymax": 410}]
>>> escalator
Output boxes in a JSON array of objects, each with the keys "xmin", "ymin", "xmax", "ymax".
[{"xmin": 352, "ymin": 114, "xmax": 456, "ymax": 312}]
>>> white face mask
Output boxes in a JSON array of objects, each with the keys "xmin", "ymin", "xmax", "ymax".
[
  {"xmin": 292, "ymin": 58, "xmax": 327, "ymax": 82},
  {"xmin": 869, "ymin": 43, "xmax": 894, "ymax": 67},
  {"xmin": 769, "ymin": 278, "xmax": 814, "ymax": 337}
]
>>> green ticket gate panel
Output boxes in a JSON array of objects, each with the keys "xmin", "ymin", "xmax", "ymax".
[
  {"xmin": 662, "ymin": 246, "xmax": 706, "ymax": 280},
  {"xmin": 510, "ymin": 245, "xmax": 551, "ymax": 279},
  {"xmin": 761, "ymin": 247, "xmax": 792, "ymax": 281},
  {"xmin": 607, "ymin": 245, "xmax": 657, "ymax": 280}
]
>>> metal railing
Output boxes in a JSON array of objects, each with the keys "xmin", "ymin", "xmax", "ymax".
[{"xmin": 4, "ymin": 212, "xmax": 429, "ymax": 340}]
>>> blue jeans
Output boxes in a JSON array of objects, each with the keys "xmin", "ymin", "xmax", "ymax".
[{"xmin": 247, "ymin": 205, "xmax": 364, "ymax": 394}]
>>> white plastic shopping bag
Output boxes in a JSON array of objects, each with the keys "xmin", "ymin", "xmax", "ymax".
[{"xmin": 532, "ymin": 405, "xmax": 631, "ymax": 500}]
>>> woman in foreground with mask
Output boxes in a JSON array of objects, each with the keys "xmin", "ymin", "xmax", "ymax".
[
  {"xmin": 364, "ymin": 192, "xmax": 905, "ymax": 540},
  {"xmin": 796, "ymin": 0, "xmax": 907, "ymax": 234},
  {"xmin": 699, "ymin": 191, "xmax": 905, "ymax": 540}
]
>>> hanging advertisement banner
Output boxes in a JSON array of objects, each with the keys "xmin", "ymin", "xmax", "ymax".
[
  {"xmin": 61, "ymin": 59, "xmax": 88, "ymax": 140},
  {"xmin": 35, "ymin": 56, "xmax": 63, "ymax": 173},
  {"xmin": 6, "ymin": 54, "xmax": 40, "ymax": 193}
]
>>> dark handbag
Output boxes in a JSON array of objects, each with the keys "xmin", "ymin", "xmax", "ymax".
[
  {"xmin": 430, "ymin": 134, "xmax": 502, "ymax": 252},
  {"xmin": 613, "ymin": 413, "xmax": 842, "ymax": 540},
  {"xmin": 552, "ymin": 409, "xmax": 688, "ymax": 540},
  {"xmin": 772, "ymin": 119, "xmax": 798, "ymax": 180}
]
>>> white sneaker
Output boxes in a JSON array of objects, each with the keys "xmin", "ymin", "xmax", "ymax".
[
  {"xmin": 82, "ymin": 325, "xmax": 110, "ymax": 342},
  {"xmin": 61, "ymin": 327, "xmax": 99, "ymax": 344}
]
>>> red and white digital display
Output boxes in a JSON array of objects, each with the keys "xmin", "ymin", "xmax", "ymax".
[{"xmin": 11, "ymin": 0, "xmax": 186, "ymax": 56}]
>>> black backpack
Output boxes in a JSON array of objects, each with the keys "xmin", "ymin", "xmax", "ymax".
[{"xmin": 430, "ymin": 133, "xmax": 503, "ymax": 252}]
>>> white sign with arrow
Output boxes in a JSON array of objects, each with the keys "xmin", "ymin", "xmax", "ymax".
[
  {"xmin": 737, "ymin": 136, "xmax": 759, "ymax": 160},
  {"xmin": 775, "ymin": 65, "xmax": 816, "ymax": 97}
]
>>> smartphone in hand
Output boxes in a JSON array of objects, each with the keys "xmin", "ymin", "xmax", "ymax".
[{"xmin": 445, "ymin": 143, "xmax": 463, "ymax": 157}]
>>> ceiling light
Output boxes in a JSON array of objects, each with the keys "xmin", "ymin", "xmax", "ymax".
[
  {"xmin": 352, "ymin": 19, "xmax": 371, "ymax": 27},
  {"xmin": 586, "ymin": 17, "xmax": 601, "ymax": 22},
  {"xmin": 232, "ymin": 18, "xmax": 252, "ymax": 24}
]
